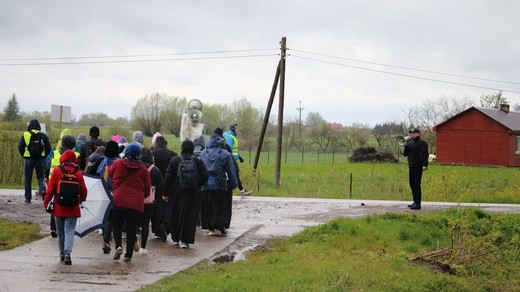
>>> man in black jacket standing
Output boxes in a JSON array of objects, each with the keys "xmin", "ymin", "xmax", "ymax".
[{"xmin": 403, "ymin": 128, "xmax": 429, "ymax": 210}]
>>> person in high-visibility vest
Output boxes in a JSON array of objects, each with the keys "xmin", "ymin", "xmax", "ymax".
[
  {"xmin": 18, "ymin": 119, "xmax": 51, "ymax": 204},
  {"xmin": 222, "ymin": 124, "xmax": 252, "ymax": 196}
]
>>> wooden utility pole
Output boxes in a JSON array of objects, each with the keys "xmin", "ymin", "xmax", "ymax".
[
  {"xmin": 253, "ymin": 37, "xmax": 286, "ymax": 187},
  {"xmin": 275, "ymin": 37, "xmax": 286, "ymax": 186},
  {"xmin": 253, "ymin": 61, "xmax": 280, "ymax": 170}
]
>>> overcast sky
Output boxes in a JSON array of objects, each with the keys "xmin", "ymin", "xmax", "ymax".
[{"xmin": 1, "ymin": 1, "xmax": 520, "ymax": 127}]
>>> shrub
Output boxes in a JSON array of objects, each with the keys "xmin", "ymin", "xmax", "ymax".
[{"xmin": 349, "ymin": 147, "xmax": 398, "ymax": 163}]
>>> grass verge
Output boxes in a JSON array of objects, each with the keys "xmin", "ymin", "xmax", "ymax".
[
  {"xmin": 140, "ymin": 208, "xmax": 520, "ymax": 291},
  {"xmin": 0, "ymin": 218, "xmax": 41, "ymax": 251}
]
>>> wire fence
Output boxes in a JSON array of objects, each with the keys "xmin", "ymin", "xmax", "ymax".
[{"xmin": 242, "ymin": 145, "xmax": 405, "ymax": 165}]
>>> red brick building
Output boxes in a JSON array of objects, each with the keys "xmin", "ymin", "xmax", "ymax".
[{"xmin": 433, "ymin": 104, "xmax": 520, "ymax": 167}]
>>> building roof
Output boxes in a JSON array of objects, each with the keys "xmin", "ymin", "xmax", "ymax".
[{"xmin": 433, "ymin": 106, "xmax": 520, "ymax": 132}]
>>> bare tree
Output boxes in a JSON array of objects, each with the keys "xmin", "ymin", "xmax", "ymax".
[
  {"xmin": 162, "ymin": 96, "xmax": 187, "ymax": 136},
  {"xmin": 349, "ymin": 122, "xmax": 371, "ymax": 147},
  {"xmin": 403, "ymin": 95, "xmax": 476, "ymax": 130},
  {"xmin": 131, "ymin": 93, "xmax": 165, "ymax": 136},
  {"xmin": 479, "ymin": 91, "xmax": 509, "ymax": 109}
]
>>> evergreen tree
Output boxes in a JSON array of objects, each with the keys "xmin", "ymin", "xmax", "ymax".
[{"xmin": 3, "ymin": 93, "xmax": 21, "ymax": 121}]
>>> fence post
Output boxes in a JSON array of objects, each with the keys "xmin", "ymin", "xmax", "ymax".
[{"xmin": 349, "ymin": 173, "xmax": 353, "ymax": 199}]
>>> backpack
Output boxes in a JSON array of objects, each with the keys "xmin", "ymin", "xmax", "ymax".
[
  {"xmin": 28, "ymin": 131, "xmax": 45, "ymax": 158},
  {"xmin": 56, "ymin": 165, "xmax": 80, "ymax": 206},
  {"xmin": 177, "ymin": 155, "xmax": 199, "ymax": 190}
]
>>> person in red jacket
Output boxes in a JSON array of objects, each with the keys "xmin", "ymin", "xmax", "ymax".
[
  {"xmin": 43, "ymin": 149, "xmax": 88, "ymax": 265},
  {"xmin": 108, "ymin": 143, "xmax": 151, "ymax": 262}
]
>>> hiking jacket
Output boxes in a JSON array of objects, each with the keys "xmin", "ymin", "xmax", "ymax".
[
  {"xmin": 223, "ymin": 129, "xmax": 240, "ymax": 160},
  {"xmin": 199, "ymin": 137, "xmax": 238, "ymax": 191},
  {"xmin": 43, "ymin": 150, "xmax": 87, "ymax": 218},
  {"xmin": 108, "ymin": 157, "xmax": 151, "ymax": 213},
  {"xmin": 18, "ymin": 119, "xmax": 51, "ymax": 159},
  {"xmin": 403, "ymin": 136, "xmax": 429, "ymax": 168}
]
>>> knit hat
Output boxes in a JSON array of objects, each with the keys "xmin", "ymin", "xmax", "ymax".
[{"xmin": 124, "ymin": 143, "xmax": 141, "ymax": 160}]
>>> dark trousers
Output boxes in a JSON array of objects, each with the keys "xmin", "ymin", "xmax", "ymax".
[
  {"xmin": 24, "ymin": 158, "xmax": 45, "ymax": 201},
  {"xmin": 140, "ymin": 204, "xmax": 154, "ymax": 248},
  {"xmin": 112, "ymin": 207, "xmax": 142, "ymax": 259},
  {"xmin": 50, "ymin": 215, "xmax": 56, "ymax": 231},
  {"xmin": 209, "ymin": 189, "xmax": 229, "ymax": 232},
  {"xmin": 408, "ymin": 167, "xmax": 423, "ymax": 205}
]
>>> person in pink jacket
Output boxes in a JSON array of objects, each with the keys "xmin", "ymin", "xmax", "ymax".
[
  {"xmin": 108, "ymin": 143, "xmax": 151, "ymax": 262},
  {"xmin": 43, "ymin": 149, "xmax": 88, "ymax": 265}
]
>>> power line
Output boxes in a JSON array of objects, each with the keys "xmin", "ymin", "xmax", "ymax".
[
  {"xmin": 0, "ymin": 48, "xmax": 278, "ymax": 62},
  {"xmin": 289, "ymin": 54, "xmax": 520, "ymax": 95},
  {"xmin": 290, "ymin": 48, "xmax": 520, "ymax": 86},
  {"xmin": 0, "ymin": 53, "xmax": 279, "ymax": 67}
]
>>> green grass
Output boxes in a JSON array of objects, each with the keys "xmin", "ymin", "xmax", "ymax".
[
  {"xmin": 240, "ymin": 161, "xmax": 520, "ymax": 204},
  {"xmin": 0, "ymin": 218, "xmax": 42, "ymax": 250},
  {"xmin": 140, "ymin": 208, "xmax": 520, "ymax": 291}
]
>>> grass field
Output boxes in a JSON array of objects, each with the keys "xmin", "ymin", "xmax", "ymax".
[
  {"xmin": 140, "ymin": 208, "xmax": 520, "ymax": 291},
  {"xmin": 3, "ymin": 125, "xmax": 520, "ymax": 204}
]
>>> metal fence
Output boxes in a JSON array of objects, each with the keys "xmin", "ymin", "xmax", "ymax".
[{"xmin": 242, "ymin": 145, "xmax": 405, "ymax": 165}]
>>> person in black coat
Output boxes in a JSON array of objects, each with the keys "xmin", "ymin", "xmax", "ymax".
[
  {"xmin": 139, "ymin": 147, "xmax": 163, "ymax": 254},
  {"xmin": 403, "ymin": 128, "xmax": 429, "ymax": 210},
  {"xmin": 78, "ymin": 126, "xmax": 106, "ymax": 171},
  {"xmin": 163, "ymin": 140, "xmax": 208, "ymax": 249},
  {"xmin": 152, "ymin": 136, "xmax": 177, "ymax": 178}
]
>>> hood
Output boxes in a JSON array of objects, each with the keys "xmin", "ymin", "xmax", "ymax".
[
  {"xmin": 60, "ymin": 149, "xmax": 78, "ymax": 164},
  {"xmin": 77, "ymin": 133, "xmax": 87, "ymax": 143},
  {"xmin": 27, "ymin": 119, "xmax": 41, "ymax": 131},
  {"xmin": 207, "ymin": 133, "xmax": 223, "ymax": 149},
  {"xmin": 60, "ymin": 128, "xmax": 72, "ymax": 139},
  {"xmin": 140, "ymin": 147, "xmax": 154, "ymax": 163},
  {"xmin": 56, "ymin": 128, "xmax": 72, "ymax": 149},
  {"xmin": 154, "ymin": 136, "xmax": 168, "ymax": 148},
  {"xmin": 132, "ymin": 131, "xmax": 144, "ymax": 144},
  {"xmin": 122, "ymin": 156, "xmax": 144, "ymax": 170},
  {"xmin": 151, "ymin": 132, "xmax": 162, "ymax": 146}
]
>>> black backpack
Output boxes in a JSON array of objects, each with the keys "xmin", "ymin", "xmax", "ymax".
[
  {"xmin": 56, "ymin": 165, "xmax": 80, "ymax": 206},
  {"xmin": 177, "ymin": 156, "xmax": 199, "ymax": 190},
  {"xmin": 28, "ymin": 131, "xmax": 45, "ymax": 159}
]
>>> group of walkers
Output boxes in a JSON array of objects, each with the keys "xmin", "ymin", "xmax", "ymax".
[{"xmin": 19, "ymin": 120, "xmax": 251, "ymax": 265}]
